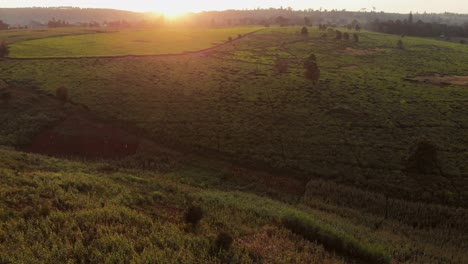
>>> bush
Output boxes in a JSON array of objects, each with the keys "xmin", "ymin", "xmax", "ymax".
[
  {"xmin": 353, "ymin": 33, "xmax": 359, "ymax": 42},
  {"xmin": 397, "ymin": 39, "xmax": 404, "ymax": 49},
  {"xmin": 0, "ymin": 41, "xmax": 8, "ymax": 57},
  {"xmin": 214, "ymin": 232, "xmax": 233, "ymax": 252},
  {"xmin": 228, "ymin": 36, "xmax": 233, "ymax": 42},
  {"xmin": 335, "ymin": 30, "xmax": 343, "ymax": 40},
  {"xmin": 56, "ymin": 86, "xmax": 68, "ymax": 103},
  {"xmin": 283, "ymin": 214, "xmax": 390, "ymax": 264},
  {"xmin": 301, "ymin": 26, "xmax": 308, "ymax": 36},
  {"xmin": 304, "ymin": 54, "xmax": 320, "ymax": 84},
  {"xmin": 343, "ymin": 32, "xmax": 350, "ymax": 40},
  {"xmin": 184, "ymin": 205, "xmax": 203, "ymax": 226},
  {"xmin": 405, "ymin": 140, "xmax": 438, "ymax": 174},
  {"xmin": 274, "ymin": 59, "xmax": 289, "ymax": 74}
]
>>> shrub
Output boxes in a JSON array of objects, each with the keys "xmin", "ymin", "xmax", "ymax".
[
  {"xmin": 283, "ymin": 214, "xmax": 390, "ymax": 264},
  {"xmin": 214, "ymin": 232, "xmax": 233, "ymax": 252},
  {"xmin": 353, "ymin": 33, "xmax": 359, "ymax": 42},
  {"xmin": 274, "ymin": 59, "xmax": 289, "ymax": 74},
  {"xmin": 56, "ymin": 86, "xmax": 68, "ymax": 102},
  {"xmin": 343, "ymin": 32, "xmax": 350, "ymax": 40},
  {"xmin": 304, "ymin": 54, "xmax": 320, "ymax": 84},
  {"xmin": 0, "ymin": 41, "xmax": 8, "ymax": 57},
  {"xmin": 397, "ymin": 39, "xmax": 404, "ymax": 49},
  {"xmin": 405, "ymin": 140, "xmax": 438, "ymax": 174},
  {"xmin": 228, "ymin": 36, "xmax": 233, "ymax": 42},
  {"xmin": 301, "ymin": 26, "xmax": 308, "ymax": 36},
  {"xmin": 238, "ymin": 34, "xmax": 242, "ymax": 39},
  {"xmin": 335, "ymin": 30, "xmax": 343, "ymax": 40},
  {"xmin": 184, "ymin": 205, "xmax": 203, "ymax": 226}
]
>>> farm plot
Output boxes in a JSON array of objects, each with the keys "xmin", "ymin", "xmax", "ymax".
[
  {"xmin": 8, "ymin": 27, "xmax": 264, "ymax": 58},
  {"xmin": 1, "ymin": 26, "xmax": 468, "ymax": 208}
]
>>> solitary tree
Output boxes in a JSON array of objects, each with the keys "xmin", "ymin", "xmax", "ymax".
[
  {"xmin": 0, "ymin": 41, "xmax": 9, "ymax": 57},
  {"xmin": 397, "ymin": 39, "xmax": 404, "ymax": 49},
  {"xmin": 304, "ymin": 54, "xmax": 320, "ymax": 84},
  {"xmin": 56, "ymin": 86, "xmax": 68, "ymax": 103},
  {"xmin": 274, "ymin": 58, "xmax": 289, "ymax": 74},
  {"xmin": 343, "ymin": 32, "xmax": 350, "ymax": 40},
  {"xmin": 353, "ymin": 33, "xmax": 359, "ymax": 42},
  {"xmin": 301, "ymin": 26, "xmax": 309, "ymax": 36},
  {"xmin": 335, "ymin": 30, "xmax": 343, "ymax": 40}
]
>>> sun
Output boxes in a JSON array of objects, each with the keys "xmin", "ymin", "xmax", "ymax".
[{"xmin": 146, "ymin": 2, "xmax": 197, "ymax": 18}]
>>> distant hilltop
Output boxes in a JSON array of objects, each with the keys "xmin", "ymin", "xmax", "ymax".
[
  {"xmin": 0, "ymin": 7, "xmax": 151, "ymax": 25},
  {"xmin": 1, "ymin": 7, "xmax": 467, "ymax": 29}
]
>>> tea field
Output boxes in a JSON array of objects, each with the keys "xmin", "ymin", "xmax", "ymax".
[
  {"xmin": 1, "ymin": 25, "xmax": 468, "ymax": 263},
  {"xmin": 7, "ymin": 27, "xmax": 263, "ymax": 58}
]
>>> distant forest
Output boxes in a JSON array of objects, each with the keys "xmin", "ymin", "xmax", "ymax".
[{"xmin": 1, "ymin": 7, "xmax": 468, "ymax": 38}]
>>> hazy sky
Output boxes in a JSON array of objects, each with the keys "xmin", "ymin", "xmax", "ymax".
[{"xmin": 1, "ymin": 0, "xmax": 467, "ymax": 15}]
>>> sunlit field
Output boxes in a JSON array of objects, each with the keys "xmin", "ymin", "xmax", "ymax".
[
  {"xmin": 1, "ymin": 24, "xmax": 468, "ymax": 263},
  {"xmin": 8, "ymin": 27, "xmax": 264, "ymax": 58}
]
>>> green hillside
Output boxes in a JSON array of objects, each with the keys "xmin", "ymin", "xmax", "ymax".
[
  {"xmin": 8, "ymin": 27, "xmax": 263, "ymax": 58},
  {"xmin": 0, "ymin": 26, "xmax": 468, "ymax": 263}
]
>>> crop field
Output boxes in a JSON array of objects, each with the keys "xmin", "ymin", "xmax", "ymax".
[
  {"xmin": 2, "ymin": 26, "xmax": 467, "ymax": 206},
  {"xmin": 1, "ymin": 25, "xmax": 468, "ymax": 263},
  {"xmin": 7, "ymin": 27, "xmax": 264, "ymax": 58}
]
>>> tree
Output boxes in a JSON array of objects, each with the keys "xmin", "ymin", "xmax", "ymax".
[
  {"xmin": 343, "ymin": 32, "xmax": 350, "ymax": 40},
  {"xmin": 353, "ymin": 33, "xmax": 359, "ymax": 42},
  {"xmin": 56, "ymin": 86, "xmax": 68, "ymax": 103},
  {"xmin": 397, "ymin": 39, "xmax": 404, "ymax": 49},
  {"xmin": 184, "ymin": 205, "xmax": 203, "ymax": 227},
  {"xmin": 304, "ymin": 54, "xmax": 320, "ymax": 84},
  {"xmin": 355, "ymin": 24, "xmax": 361, "ymax": 31},
  {"xmin": 409, "ymin": 11, "xmax": 414, "ymax": 24},
  {"xmin": 276, "ymin": 16, "xmax": 289, "ymax": 27},
  {"xmin": 0, "ymin": 20, "xmax": 9, "ymax": 30},
  {"xmin": 301, "ymin": 26, "xmax": 308, "ymax": 36},
  {"xmin": 0, "ymin": 41, "xmax": 8, "ymax": 57},
  {"xmin": 406, "ymin": 140, "xmax": 438, "ymax": 175},
  {"xmin": 274, "ymin": 58, "xmax": 289, "ymax": 74},
  {"xmin": 335, "ymin": 30, "xmax": 343, "ymax": 40}
]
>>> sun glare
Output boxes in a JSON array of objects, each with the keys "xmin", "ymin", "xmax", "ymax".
[{"xmin": 145, "ymin": 2, "xmax": 200, "ymax": 18}]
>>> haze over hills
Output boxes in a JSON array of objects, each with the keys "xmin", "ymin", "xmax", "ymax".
[{"xmin": 1, "ymin": 7, "xmax": 468, "ymax": 26}]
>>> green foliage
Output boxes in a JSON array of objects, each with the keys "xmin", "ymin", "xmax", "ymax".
[
  {"xmin": 335, "ymin": 30, "xmax": 343, "ymax": 40},
  {"xmin": 405, "ymin": 139, "xmax": 439, "ymax": 174},
  {"xmin": 304, "ymin": 54, "xmax": 320, "ymax": 84},
  {"xmin": 397, "ymin": 39, "xmax": 404, "ymax": 49},
  {"xmin": 8, "ymin": 27, "xmax": 264, "ymax": 58},
  {"xmin": 283, "ymin": 214, "xmax": 390, "ymax": 264},
  {"xmin": 214, "ymin": 232, "xmax": 233, "ymax": 252},
  {"xmin": 274, "ymin": 58, "xmax": 289, "ymax": 74},
  {"xmin": 184, "ymin": 205, "xmax": 203, "ymax": 227},
  {"xmin": 353, "ymin": 33, "xmax": 359, "ymax": 42},
  {"xmin": 343, "ymin": 32, "xmax": 350, "ymax": 40}
]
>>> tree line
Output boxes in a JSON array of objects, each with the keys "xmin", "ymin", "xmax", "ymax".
[{"xmin": 367, "ymin": 12, "xmax": 468, "ymax": 38}]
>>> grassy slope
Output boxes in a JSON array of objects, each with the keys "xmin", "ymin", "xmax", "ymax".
[
  {"xmin": 1, "ymin": 26, "xmax": 467, "ymax": 206},
  {"xmin": 8, "ymin": 27, "xmax": 264, "ymax": 58},
  {"xmin": 1, "ymin": 147, "xmax": 467, "ymax": 263},
  {"xmin": 1, "ymin": 26, "xmax": 468, "ymax": 263}
]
